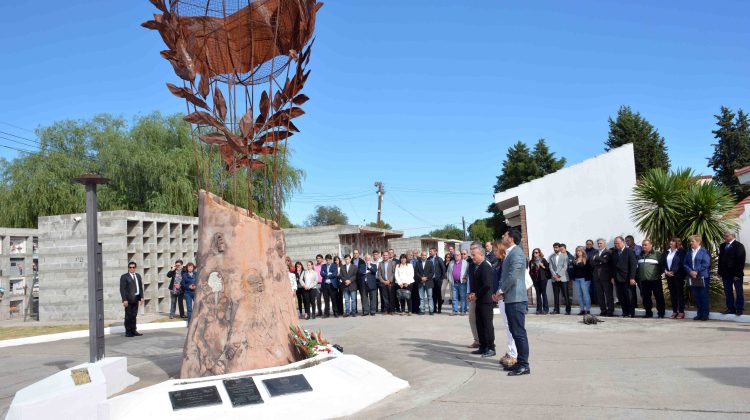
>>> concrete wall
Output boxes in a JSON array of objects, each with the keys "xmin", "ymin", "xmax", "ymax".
[
  {"xmin": 388, "ymin": 238, "xmax": 462, "ymax": 259},
  {"xmin": 38, "ymin": 211, "xmax": 198, "ymax": 322},
  {"xmin": 494, "ymin": 144, "xmax": 641, "ymax": 257},
  {"xmin": 0, "ymin": 229, "xmax": 38, "ymax": 320},
  {"xmin": 284, "ymin": 225, "xmax": 402, "ymax": 262}
]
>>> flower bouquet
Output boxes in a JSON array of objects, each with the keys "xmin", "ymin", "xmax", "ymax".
[{"xmin": 289, "ymin": 325, "xmax": 333, "ymax": 359}]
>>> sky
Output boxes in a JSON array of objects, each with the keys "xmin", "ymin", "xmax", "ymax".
[{"xmin": 1, "ymin": 1, "xmax": 748, "ymax": 234}]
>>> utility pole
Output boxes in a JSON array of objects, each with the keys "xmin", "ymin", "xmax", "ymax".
[
  {"xmin": 374, "ymin": 181, "xmax": 384, "ymax": 226},
  {"xmin": 462, "ymin": 217, "xmax": 466, "ymax": 241}
]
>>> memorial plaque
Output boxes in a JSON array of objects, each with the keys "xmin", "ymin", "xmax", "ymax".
[
  {"xmin": 169, "ymin": 386, "xmax": 223, "ymax": 410},
  {"xmin": 262, "ymin": 374, "xmax": 313, "ymax": 397},
  {"xmin": 223, "ymin": 377, "xmax": 264, "ymax": 407}
]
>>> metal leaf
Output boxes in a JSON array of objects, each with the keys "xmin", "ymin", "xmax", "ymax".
[
  {"xmin": 184, "ymin": 111, "xmax": 223, "ymax": 130},
  {"xmin": 254, "ymin": 130, "xmax": 294, "ymax": 145},
  {"xmin": 141, "ymin": 20, "xmax": 163, "ymax": 31},
  {"xmin": 239, "ymin": 110, "xmax": 254, "ymax": 139},
  {"xmin": 149, "ymin": 0, "xmax": 168, "ymax": 13},
  {"xmin": 259, "ymin": 91, "xmax": 270, "ymax": 120},
  {"xmin": 292, "ymin": 94, "xmax": 309, "ymax": 105},
  {"xmin": 213, "ymin": 87, "xmax": 227, "ymax": 121},
  {"xmin": 198, "ymin": 132, "xmax": 228, "ymax": 145},
  {"xmin": 166, "ymin": 83, "xmax": 208, "ymax": 109},
  {"xmin": 197, "ymin": 75, "xmax": 210, "ymax": 98},
  {"xmin": 272, "ymin": 91, "xmax": 283, "ymax": 110}
]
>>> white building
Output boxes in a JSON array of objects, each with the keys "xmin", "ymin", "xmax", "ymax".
[
  {"xmin": 731, "ymin": 166, "xmax": 750, "ymax": 264},
  {"xmin": 493, "ymin": 143, "xmax": 641, "ymax": 257}
]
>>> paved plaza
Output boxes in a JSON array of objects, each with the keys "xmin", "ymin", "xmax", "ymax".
[{"xmin": 1, "ymin": 314, "xmax": 749, "ymax": 419}]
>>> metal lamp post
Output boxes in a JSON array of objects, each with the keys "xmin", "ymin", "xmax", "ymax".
[{"xmin": 74, "ymin": 173, "xmax": 110, "ymax": 363}]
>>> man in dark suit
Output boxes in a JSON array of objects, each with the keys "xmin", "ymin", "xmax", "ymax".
[
  {"xmin": 320, "ymin": 254, "xmax": 339, "ymax": 318},
  {"xmin": 351, "ymin": 249, "xmax": 367, "ymax": 315},
  {"xmin": 362, "ymin": 254, "xmax": 379, "ymax": 316},
  {"xmin": 120, "ymin": 262, "xmax": 144, "ymax": 337},
  {"xmin": 338, "ymin": 254, "xmax": 359, "ymax": 317},
  {"xmin": 414, "ymin": 251, "xmax": 435, "ymax": 315},
  {"xmin": 718, "ymin": 231, "xmax": 746, "ymax": 316},
  {"xmin": 591, "ymin": 239, "xmax": 614, "ymax": 316},
  {"xmin": 611, "ymin": 236, "xmax": 637, "ymax": 318},
  {"xmin": 378, "ymin": 251, "xmax": 397, "ymax": 315},
  {"xmin": 468, "ymin": 241, "xmax": 495, "ymax": 358},
  {"xmin": 429, "ymin": 248, "xmax": 446, "ymax": 313}
]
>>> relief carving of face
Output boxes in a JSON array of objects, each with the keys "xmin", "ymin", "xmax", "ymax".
[{"xmin": 213, "ymin": 232, "xmax": 227, "ymax": 254}]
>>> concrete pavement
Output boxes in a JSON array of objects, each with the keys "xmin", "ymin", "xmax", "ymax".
[{"xmin": 1, "ymin": 313, "xmax": 749, "ymax": 419}]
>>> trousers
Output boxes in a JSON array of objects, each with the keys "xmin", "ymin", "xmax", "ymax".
[
  {"xmin": 640, "ymin": 280, "xmax": 665, "ymax": 316},
  {"xmin": 124, "ymin": 299, "xmax": 140, "ymax": 334},
  {"xmin": 505, "ymin": 302, "xmax": 529, "ymax": 369},
  {"xmin": 475, "ymin": 302, "xmax": 495, "ymax": 351}
]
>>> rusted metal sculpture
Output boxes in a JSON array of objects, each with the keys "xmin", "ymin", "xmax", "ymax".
[{"xmin": 143, "ymin": 0, "xmax": 322, "ymax": 378}]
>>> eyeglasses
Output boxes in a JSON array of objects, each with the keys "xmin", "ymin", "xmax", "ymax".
[{"xmin": 128, "ymin": 266, "xmax": 136, "ymax": 269}]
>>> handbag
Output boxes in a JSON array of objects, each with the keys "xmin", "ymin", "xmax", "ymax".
[{"xmin": 689, "ymin": 276, "xmax": 705, "ymax": 288}]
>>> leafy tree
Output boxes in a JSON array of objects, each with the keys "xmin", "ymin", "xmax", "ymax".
[
  {"xmin": 707, "ymin": 106, "xmax": 750, "ymax": 201},
  {"xmin": 304, "ymin": 205, "xmax": 348, "ymax": 226},
  {"xmin": 467, "ymin": 218, "xmax": 494, "ymax": 243},
  {"xmin": 532, "ymin": 138, "xmax": 566, "ymax": 177},
  {"xmin": 605, "ymin": 105, "xmax": 670, "ymax": 177},
  {"xmin": 0, "ymin": 113, "xmax": 303, "ymax": 228},
  {"xmin": 427, "ymin": 224, "xmax": 464, "ymax": 240},
  {"xmin": 367, "ymin": 220, "xmax": 392, "ymax": 230}
]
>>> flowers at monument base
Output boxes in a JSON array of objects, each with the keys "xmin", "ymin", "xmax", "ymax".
[{"xmin": 289, "ymin": 325, "xmax": 331, "ymax": 359}]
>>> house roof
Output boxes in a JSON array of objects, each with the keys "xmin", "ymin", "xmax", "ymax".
[
  {"xmin": 734, "ymin": 166, "xmax": 750, "ymax": 177},
  {"xmin": 728, "ymin": 195, "xmax": 750, "ymax": 218}
]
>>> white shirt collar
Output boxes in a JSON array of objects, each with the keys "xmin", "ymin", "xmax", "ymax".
[{"xmin": 506, "ymin": 244, "xmax": 517, "ymax": 255}]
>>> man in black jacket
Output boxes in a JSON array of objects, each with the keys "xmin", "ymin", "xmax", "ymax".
[
  {"xmin": 611, "ymin": 236, "xmax": 637, "ymax": 318},
  {"xmin": 718, "ymin": 232, "xmax": 746, "ymax": 315},
  {"xmin": 120, "ymin": 262, "xmax": 144, "ymax": 337},
  {"xmin": 429, "ymin": 248, "xmax": 446, "ymax": 313},
  {"xmin": 591, "ymin": 239, "xmax": 614, "ymax": 316},
  {"xmin": 414, "ymin": 251, "xmax": 435, "ymax": 315},
  {"xmin": 338, "ymin": 255, "xmax": 359, "ymax": 317},
  {"xmin": 468, "ymin": 241, "xmax": 495, "ymax": 357}
]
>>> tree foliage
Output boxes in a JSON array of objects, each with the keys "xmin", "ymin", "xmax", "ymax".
[
  {"xmin": 0, "ymin": 113, "xmax": 303, "ymax": 228},
  {"xmin": 304, "ymin": 205, "xmax": 348, "ymax": 226},
  {"xmin": 707, "ymin": 106, "xmax": 750, "ymax": 201},
  {"xmin": 630, "ymin": 168, "xmax": 738, "ymax": 254},
  {"xmin": 605, "ymin": 105, "xmax": 670, "ymax": 177},
  {"xmin": 427, "ymin": 224, "xmax": 464, "ymax": 240},
  {"xmin": 367, "ymin": 220, "xmax": 392, "ymax": 230},
  {"xmin": 467, "ymin": 218, "xmax": 494, "ymax": 243}
]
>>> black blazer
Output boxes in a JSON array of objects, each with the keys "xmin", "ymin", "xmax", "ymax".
[
  {"xmin": 430, "ymin": 256, "xmax": 445, "ymax": 282},
  {"xmin": 338, "ymin": 263, "xmax": 359, "ymax": 291},
  {"xmin": 364, "ymin": 262, "xmax": 378, "ymax": 291},
  {"xmin": 470, "ymin": 260, "xmax": 494, "ymax": 304},
  {"xmin": 166, "ymin": 269, "xmax": 182, "ymax": 291},
  {"xmin": 590, "ymin": 249, "xmax": 612, "ymax": 283},
  {"xmin": 529, "ymin": 258, "xmax": 549, "ymax": 282},
  {"xmin": 120, "ymin": 272, "xmax": 144, "ymax": 302},
  {"xmin": 718, "ymin": 241, "xmax": 746, "ymax": 279},
  {"xmin": 660, "ymin": 248, "xmax": 687, "ymax": 280},
  {"xmin": 351, "ymin": 257, "xmax": 366, "ymax": 282},
  {"xmin": 414, "ymin": 259, "xmax": 435, "ymax": 288},
  {"xmin": 611, "ymin": 247, "xmax": 637, "ymax": 283}
]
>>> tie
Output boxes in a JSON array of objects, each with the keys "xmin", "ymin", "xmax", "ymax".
[{"xmin": 131, "ymin": 273, "xmax": 139, "ymax": 295}]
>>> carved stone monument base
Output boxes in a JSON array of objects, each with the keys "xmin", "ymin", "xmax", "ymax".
[{"xmin": 180, "ymin": 190, "xmax": 301, "ymax": 379}]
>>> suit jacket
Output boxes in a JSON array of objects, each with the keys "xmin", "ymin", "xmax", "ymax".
[
  {"xmin": 120, "ymin": 272, "xmax": 144, "ymax": 302},
  {"xmin": 414, "ymin": 259, "xmax": 435, "ymax": 288},
  {"xmin": 446, "ymin": 259, "xmax": 469, "ymax": 284},
  {"xmin": 590, "ymin": 249, "xmax": 612, "ymax": 283},
  {"xmin": 364, "ymin": 262, "xmax": 378, "ymax": 291},
  {"xmin": 320, "ymin": 263, "xmax": 339, "ymax": 288},
  {"xmin": 351, "ymin": 257, "xmax": 366, "ymax": 282},
  {"xmin": 659, "ymin": 248, "xmax": 686, "ymax": 281},
  {"xmin": 684, "ymin": 247, "xmax": 711, "ymax": 280},
  {"xmin": 338, "ymin": 263, "xmax": 359, "ymax": 291},
  {"xmin": 377, "ymin": 259, "xmax": 397, "ymax": 285},
  {"xmin": 500, "ymin": 245, "xmax": 528, "ymax": 303},
  {"xmin": 429, "ymin": 256, "xmax": 445, "ymax": 283},
  {"xmin": 718, "ymin": 241, "xmax": 746, "ymax": 279},
  {"xmin": 549, "ymin": 252, "xmax": 569, "ymax": 282},
  {"xmin": 611, "ymin": 247, "xmax": 637, "ymax": 283},
  {"xmin": 470, "ymin": 260, "xmax": 494, "ymax": 304}
]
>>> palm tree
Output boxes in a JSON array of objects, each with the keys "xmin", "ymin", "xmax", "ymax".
[{"xmin": 679, "ymin": 181, "xmax": 738, "ymax": 255}]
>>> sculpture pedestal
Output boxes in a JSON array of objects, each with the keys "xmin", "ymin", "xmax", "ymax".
[{"xmin": 181, "ymin": 191, "xmax": 302, "ymax": 378}]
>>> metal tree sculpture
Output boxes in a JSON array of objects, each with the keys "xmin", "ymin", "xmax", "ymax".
[
  {"xmin": 143, "ymin": 0, "xmax": 323, "ymax": 378},
  {"xmin": 143, "ymin": 0, "xmax": 322, "ymax": 225}
]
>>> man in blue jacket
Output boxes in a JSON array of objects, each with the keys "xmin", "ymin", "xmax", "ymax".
[
  {"xmin": 497, "ymin": 228, "xmax": 531, "ymax": 376},
  {"xmin": 320, "ymin": 255, "xmax": 339, "ymax": 318}
]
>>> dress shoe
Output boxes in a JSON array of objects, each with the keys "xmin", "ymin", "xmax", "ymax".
[
  {"xmin": 468, "ymin": 342, "xmax": 480, "ymax": 349},
  {"xmin": 351, "ymin": 313, "xmax": 357, "ymax": 318},
  {"xmin": 644, "ymin": 312, "xmax": 653, "ymax": 318},
  {"xmin": 471, "ymin": 349, "xmax": 487, "ymax": 355},
  {"xmin": 125, "ymin": 334, "xmax": 134, "ymax": 337},
  {"xmin": 693, "ymin": 315, "xmax": 701, "ymax": 320},
  {"xmin": 508, "ymin": 366, "xmax": 531, "ymax": 376},
  {"xmin": 343, "ymin": 314, "xmax": 349, "ymax": 318},
  {"xmin": 481, "ymin": 349, "xmax": 497, "ymax": 358},
  {"xmin": 370, "ymin": 312, "xmax": 376, "ymax": 316},
  {"xmin": 133, "ymin": 332, "xmax": 143, "ymax": 336},
  {"xmin": 701, "ymin": 316, "xmax": 709, "ymax": 321},
  {"xmin": 721, "ymin": 309, "xmax": 734, "ymax": 315},
  {"xmin": 429, "ymin": 312, "xmax": 434, "ymax": 316},
  {"xmin": 578, "ymin": 311, "xmax": 585, "ymax": 315},
  {"xmin": 551, "ymin": 310, "xmax": 560, "ymax": 315},
  {"xmin": 737, "ymin": 310, "xmax": 744, "ymax": 316}
]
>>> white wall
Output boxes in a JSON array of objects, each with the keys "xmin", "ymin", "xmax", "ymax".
[
  {"xmin": 737, "ymin": 204, "xmax": 750, "ymax": 264},
  {"xmin": 494, "ymin": 144, "xmax": 641, "ymax": 257}
]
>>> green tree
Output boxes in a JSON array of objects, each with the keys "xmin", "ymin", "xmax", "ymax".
[
  {"xmin": 0, "ymin": 113, "xmax": 303, "ymax": 228},
  {"xmin": 707, "ymin": 106, "xmax": 750, "ymax": 201},
  {"xmin": 532, "ymin": 138, "xmax": 566, "ymax": 177},
  {"xmin": 304, "ymin": 205, "xmax": 348, "ymax": 226},
  {"xmin": 367, "ymin": 220, "xmax": 392, "ymax": 230},
  {"xmin": 427, "ymin": 224, "xmax": 464, "ymax": 240},
  {"xmin": 467, "ymin": 218, "xmax": 494, "ymax": 243},
  {"xmin": 605, "ymin": 105, "xmax": 670, "ymax": 177}
]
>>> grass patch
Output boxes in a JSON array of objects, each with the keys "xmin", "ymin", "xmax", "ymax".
[{"xmin": 0, "ymin": 324, "xmax": 90, "ymax": 340}]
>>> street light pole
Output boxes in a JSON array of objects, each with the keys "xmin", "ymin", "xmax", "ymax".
[{"xmin": 74, "ymin": 173, "xmax": 110, "ymax": 363}]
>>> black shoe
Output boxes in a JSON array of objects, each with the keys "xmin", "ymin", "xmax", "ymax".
[
  {"xmin": 565, "ymin": 311, "xmax": 571, "ymax": 315},
  {"xmin": 644, "ymin": 312, "xmax": 653, "ymax": 318},
  {"xmin": 701, "ymin": 316, "xmax": 709, "ymax": 321},
  {"xmin": 370, "ymin": 312, "xmax": 376, "ymax": 316},
  {"xmin": 351, "ymin": 313, "xmax": 357, "ymax": 317},
  {"xmin": 343, "ymin": 314, "xmax": 349, "ymax": 318},
  {"xmin": 737, "ymin": 310, "xmax": 744, "ymax": 316},
  {"xmin": 693, "ymin": 315, "xmax": 701, "ymax": 320},
  {"xmin": 657, "ymin": 313, "xmax": 665, "ymax": 318},
  {"xmin": 721, "ymin": 309, "xmax": 734, "ymax": 315},
  {"xmin": 333, "ymin": 314, "xmax": 339, "ymax": 318},
  {"xmin": 133, "ymin": 332, "xmax": 143, "ymax": 336},
  {"xmin": 180, "ymin": 316, "xmax": 187, "ymax": 319},
  {"xmin": 508, "ymin": 366, "xmax": 531, "ymax": 376},
  {"xmin": 481, "ymin": 349, "xmax": 496, "ymax": 358},
  {"xmin": 125, "ymin": 333, "xmax": 134, "ymax": 337},
  {"xmin": 578, "ymin": 311, "xmax": 585, "ymax": 315},
  {"xmin": 429, "ymin": 312, "xmax": 434, "ymax": 316},
  {"xmin": 552, "ymin": 310, "xmax": 560, "ymax": 314},
  {"xmin": 607, "ymin": 312, "xmax": 615, "ymax": 317},
  {"xmin": 471, "ymin": 349, "xmax": 487, "ymax": 355}
]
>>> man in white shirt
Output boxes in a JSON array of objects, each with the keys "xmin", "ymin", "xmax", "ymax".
[{"xmin": 120, "ymin": 262, "xmax": 144, "ymax": 337}]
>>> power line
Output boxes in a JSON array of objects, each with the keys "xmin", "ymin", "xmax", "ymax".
[
  {"xmin": 0, "ymin": 120, "xmax": 35, "ymax": 133},
  {"xmin": 389, "ymin": 193, "xmax": 434, "ymax": 226},
  {"xmin": 0, "ymin": 130, "xmax": 42, "ymax": 145},
  {"xmin": 0, "ymin": 134, "xmax": 41, "ymax": 150},
  {"xmin": 0, "ymin": 143, "xmax": 34, "ymax": 154}
]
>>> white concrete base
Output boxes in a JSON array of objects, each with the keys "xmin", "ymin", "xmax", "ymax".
[
  {"xmin": 107, "ymin": 352, "xmax": 408, "ymax": 420},
  {"xmin": 495, "ymin": 305, "xmax": 750, "ymax": 322},
  {"xmin": 6, "ymin": 357, "xmax": 138, "ymax": 420}
]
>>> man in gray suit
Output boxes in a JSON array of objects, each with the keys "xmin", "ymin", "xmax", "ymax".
[
  {"xmin": 378, "ymin": 251, "xmax": 397, "ymax": 314},
  {"xmin": 549, "ymin": 242, "xmax": 571, "ymax": 314},
  {"xmin": 497, "ymin": 228, "xmax": 530, "ymax": 376}
]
